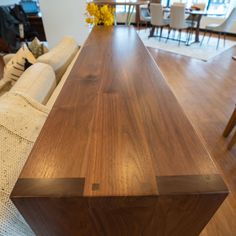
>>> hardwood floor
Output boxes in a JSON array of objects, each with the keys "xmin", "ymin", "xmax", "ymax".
[{"xmin": 148, "ymin": 45, "xmax": 236, "ymax": 236}]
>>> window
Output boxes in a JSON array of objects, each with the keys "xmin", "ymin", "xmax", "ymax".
[
  {"xmin": 160, "ymin": 0, "xmax": 230, "ymax": 15},
  {"xmin": 207, "ymin": 0, "xmax": 230, "ymax": 15},
  {"xmin": 116, "ymin": 0, "xmax": 232, "ymax": 16}
]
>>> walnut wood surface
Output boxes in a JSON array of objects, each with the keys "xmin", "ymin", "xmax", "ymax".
[
  {"xmin": 11, "ymin": 26, "xmax": 228, "ymax": 235},
  {"xmin": 148, "ymin": 44, "xmax": 236, "ymax": 236},
  {"xmin": 20, "ymin": 26, "xmax": 218, "ymax": 188}
]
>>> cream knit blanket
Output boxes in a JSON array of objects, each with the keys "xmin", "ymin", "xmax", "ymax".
[{"xmin": 0, "ymin": 92, "xmax": 49, "ymax": 236}]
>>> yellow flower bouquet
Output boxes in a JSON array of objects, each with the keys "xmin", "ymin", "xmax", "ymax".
[{"xmin": 86, "ymin": 3, "xmax": 115, "ymax": 26}]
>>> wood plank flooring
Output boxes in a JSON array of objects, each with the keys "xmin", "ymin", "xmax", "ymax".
[{"xmin": 148, "ymin": 44, "xmax": 236, "ymax": 236}]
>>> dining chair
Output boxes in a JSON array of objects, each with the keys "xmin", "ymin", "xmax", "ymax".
[
  {"xmin": 201, "ymin": 7, "xmax": 236, "ymax": 49},
  {"xmin": 223, "ymin": 106, "xmax": 236, "ymax": 149},
  {"xmin": 138, "ymin": 5, "xmax": 151, "ymax": 29},
  {"xmin": 149, "ymin": 3, "xmax": 169, "ymax": 39},
  {"xmin": 172, "ymin": 2, "xmax": 186, "ymax": 7},
  {"xmin": 166, "ymin": 5, "xmax": 191, "ymax": 45}
]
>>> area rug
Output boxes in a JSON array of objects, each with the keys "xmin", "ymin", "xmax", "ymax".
[{"xmin": 138, "ymin": 29, "xmax": 236, "ymax": 61}]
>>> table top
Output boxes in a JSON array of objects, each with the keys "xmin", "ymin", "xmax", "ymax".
[
  {"xmin": 18, "ymin": 26, "xmax": 222, "ymax": 197},
  {"xmin": 92, "ymin": 0, "xmax": 149, "ymax": 5}
]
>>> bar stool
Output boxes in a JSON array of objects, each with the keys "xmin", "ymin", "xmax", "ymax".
[{"xmin": 223, "ymin": 106, "xmax": 236, "ymax": 149}]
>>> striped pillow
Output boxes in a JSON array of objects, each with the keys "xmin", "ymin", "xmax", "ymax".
[{"xmin": 3, "ymin": 44, "xmax": 36, "ymax": 84}]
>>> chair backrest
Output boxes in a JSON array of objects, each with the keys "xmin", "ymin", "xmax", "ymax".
[
  {"xmin": 150, "ymin": 3, "xmax": 164, "ymax": 26},
  {"xmin": 173, "ymin": 2, "xmax": 186, "ymax": 7},
  {"xmin": 170, "ymin": 5, "xmax": 185, "ymax": 29},
  {"xmin": 220, "ymin": 7, "xmax": 236, "ymax": 32},
  {"xmin": 140, "ymin": 6, "xmax": 150, "ymax": 21}
]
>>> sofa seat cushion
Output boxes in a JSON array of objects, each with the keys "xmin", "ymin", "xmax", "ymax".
[
  {"xmin": 37, "ymin": 36, "xmax": 79, "ymax": 82},
  {"xmin": 11, "ymin": 63, "xmax": 56, "ymax": 104}
]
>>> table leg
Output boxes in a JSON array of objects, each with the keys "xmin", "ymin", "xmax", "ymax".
[
  {"xmin": 127, "ymin": 5, "xmax": 135, "ymax": 25},
  {"xmin": 126, "ymin": 5, "xmax": 131, "ymax": 25},
  {"xmin": 113, "ymin": 6, "xmax": 117, "ymax": 26},
  {"xmin": 136, "ymin": 5, "xmax": 140, "ymax": 27},
  {"xmin": 186, "ymin": 14, "xmax": 203, "ymax": 46},
  {"xmin": 195, "ymin": 15, "xmax": 202, "ymax": 43}
]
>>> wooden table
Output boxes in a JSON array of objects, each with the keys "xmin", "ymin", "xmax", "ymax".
[
  {"xmin": 11, "ymin": 26, "xmax": 228, "ymax": 236},
  {"xmin": 150, "ymin": 9, "xmax": 207, "ymax": 45},
  {"xmin": 93, "ymin": 0, "xmax": 149, "ymax": 25}
]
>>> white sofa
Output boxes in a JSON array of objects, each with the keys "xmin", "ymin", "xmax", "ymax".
[
  {"xmin": 37, "ymin": 36, "xmax": 79, "ymax": 82},
  {"xmin": 11, "ymin": 63, "xmax": 56, "ymax": 104},
  {"xmin": 0, "ymin": 37, "xmax": 81, "ymax": 235}
]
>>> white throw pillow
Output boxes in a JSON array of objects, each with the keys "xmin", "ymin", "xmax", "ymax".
[
  {"xmin": 11, "ymin": 63, "xmax": 56, "ymax": 104},
  {"xmin": 37, "ymin": 36, "xmax": 79, "ymax": 82}
]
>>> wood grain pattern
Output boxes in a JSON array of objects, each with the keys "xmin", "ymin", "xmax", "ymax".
[
  {"xmin": 11, "ymin": 26, "xmax": 228, "ymax": 235},
  {"xmin": 148, "ymin": 44, "xmax": 236, "ymax": 235},
  {"xmin": 157, "ymin": 174, "xmax": 228, "ymax": 195},
  {"xmin": 11, "ymin": 175, "xmax": 227, "ymax": 236},
  {"xmin": 11, "ymin": 178, "xmax": 85, "ymax": 197}
]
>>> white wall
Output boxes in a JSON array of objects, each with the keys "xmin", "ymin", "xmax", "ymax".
[
  {"xmin": 0, "ymin": 0, "xmax": 20, "ymax": 5},
  {"xmin": 39, "ymin": 0, "xmax": 89, "ymax": 48}
]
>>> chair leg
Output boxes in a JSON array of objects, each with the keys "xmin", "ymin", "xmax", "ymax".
[
  {"xmin": 156, "ymin": 27, "xmax": 159, "ymax": 37},
  {"xmin": 149, "ymin": 26, "xmax": 155, "ymax": 38},
  {"xmin": 187, "ymin": 28, "xmax": 192, "ymax": 44},
  {"xmin": 172, "ymin": 29, "xmax": 176, "ymax": 39},
  {"xmin": 191, "ymin": 28, "xmax": 195, "ymax": 42},
  {"xmin": 228, "ymin": 130, "xmax": 236, "ymax": 150},
  {"xmin": 186, "ymin": 28, "xmax": 193, "ymax": 45},
  {"xmin": 216, "ymin": 32, "xmax": 221, "ymax": 50},
  {"xmin": 223, "ymin": 107, "xmax": 236, "ymax": 137},
  {"xmin": 166, "ymin": 28, "xmax": 171, "ymax": 43},
  {"xmin": 178, "ymin": 30, "xmax": 182, "ymax": 46},
  {"xmin": 224, "ymin": 32, "xmax": 226, "ymax": 47},
  {"xmin": 145, "ymin": 22, "xmax": 148, "ymax": 33},
  {"xmin": 200, "ymin": 30, "xmax": 207, "ymax": 46},
  {"xmin": 159, "ymin": 27, "xmax": 163, "ymax": 41},
  {"xmin": 207, "ymin": 32, "xmax": 212, "ymax": 44}
]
